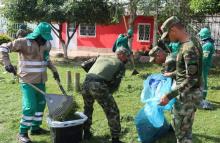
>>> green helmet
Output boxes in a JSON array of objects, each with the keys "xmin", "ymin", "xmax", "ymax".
[
  {"xmin": 198, "ymin": 28, "xmax": 211, "ymax": 40},
  {"xmin": 26, "ymin": 22, "xmax": 53, "ymax": 40}
]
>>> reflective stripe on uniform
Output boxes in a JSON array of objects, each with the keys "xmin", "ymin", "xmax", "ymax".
[
  {"xmin": 203, "ymin": 51, "xmax": 210, "ymax": 58},
  {"xmin": 20, "ymin": 121, "xmax": 32, "ymax": 127},
  {"xmin": 33, "ymin": 117, "xmax": 43, "ymax": 121},
  {"xmin": 19, "ymin": 61, "xmax": 48, "ymax": 66},
  {"xmin": 35, "ymin": 112, "xmax": 43, "ymax": 116},
  {"xmin": 21, "ymin": 67, "xmax": 47, "ymax": 73},
  {"xmin": 0, "ymin": 46, "xmax": 9, "ymax": 53},
  {"xmin": 22, "ymin": 115, "xmax": 34, "ymax": 121}
]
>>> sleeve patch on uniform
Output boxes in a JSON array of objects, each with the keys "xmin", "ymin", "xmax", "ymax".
[
  {"xmin": 188, "ymin": 65, "xmax": 198, "ymax": 75},
  {"xmin": 203, "ymin": 51, "xmax": 210, "ymax": 58}
]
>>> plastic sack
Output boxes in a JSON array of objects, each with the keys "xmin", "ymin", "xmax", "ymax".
[
  {"xmin": 135, "ymin": 107, "xmax": 170, "ymax": 143},
  {"xmin": 135, "ymin": 73, "xmax": 176, "ymax": 143},
  {"xmin": 141, "ymin": 73, "xmax": 172, "ymax": 103},
  {"xmin": 140, "ymin": 73, "xmax": 176, "ymax": 127}
]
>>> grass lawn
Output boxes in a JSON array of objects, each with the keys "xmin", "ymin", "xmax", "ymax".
[{"xmin": 0, "ymin": 54, "xmax": 220, "ymax": 143}]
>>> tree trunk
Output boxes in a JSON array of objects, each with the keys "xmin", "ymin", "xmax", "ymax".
[
  {"xmin": 61, "ymin": 40, "xmax": 68, "ymax": 59},
  {"xmin": 50, "ymin": 22, "xmax": 78, "ymax": 60}
]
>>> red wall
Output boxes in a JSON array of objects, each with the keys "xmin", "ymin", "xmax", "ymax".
[{"xmin": 77, "ymin": 16, "xmax": 154, "ymax": 51}]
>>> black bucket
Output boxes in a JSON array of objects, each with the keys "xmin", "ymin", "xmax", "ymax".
[{"xmin": 47, "ymin": 112, "xmax": 88, "ymax": 143}]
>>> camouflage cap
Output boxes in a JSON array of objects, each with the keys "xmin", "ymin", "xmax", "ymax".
[
  {"xmin": 116, "ymin": 46, "xmax": 131, "ymax": 57},
  {"xmin": 161, "ymin": 16, "xmax": 180, "ymax": 40}
]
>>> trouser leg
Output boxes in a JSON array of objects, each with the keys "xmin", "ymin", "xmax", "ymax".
[
  {"xmin": 95, "ymin": 93, "xmax": 121, "ymax": 138},
  {"xmin": 19, "ymin": 83, "xmax": 37, "ymax": 134},
  {"xmin": 82, "ymin": 81, "xmax": 95, "ymax": 131},
  {"xmin": 203, "ymin": 68, "xmax": 209, "ymax": 99},
  {"xmin": 31, "ymin": 83, "xmax": 46, "ymax": 131}
]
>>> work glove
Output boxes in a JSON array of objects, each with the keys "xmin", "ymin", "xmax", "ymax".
[
  {"xmin": 53, "ymin": 72, "xmax": 60, "ymax": 82},
  {"xmin": 5, "ymin": 64, "xmax": 16, "ymax": 75}
]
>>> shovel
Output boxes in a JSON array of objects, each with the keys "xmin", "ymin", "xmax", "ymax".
[{"xmin": 17, "ymin": 74, "xmax": 73, "ymax": 120}]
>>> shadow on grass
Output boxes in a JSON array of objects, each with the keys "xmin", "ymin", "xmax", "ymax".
[
  {"xmin": 208, "ymin": 100, "xmax": 220, "ymax": 110},
  {"xmin": 194, "ymin": 133, "xmax": 220, "ymax": 143},
  {"xmin": 81, "ymin": 135, "xmax": 111, "ymax": 143},
  {"xmin": 210, "ymin": 86, "xmax": 220, "ymax": 90}
]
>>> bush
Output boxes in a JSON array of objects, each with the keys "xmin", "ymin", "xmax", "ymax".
[{"xmin": 0, "ymin": 34, "xmax": 12, "ymax": 45}]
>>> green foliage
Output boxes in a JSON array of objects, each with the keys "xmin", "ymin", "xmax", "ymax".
[
  {"xmin": 190, "ymin": 0, "xmax": 220, "ymax": 14},
  {"xmin": 0, "ymin": 34, "xmax": 12, "ymax": 44},
  {"xmin": 2, "ymin": 0, "xmax": 123, "ymax": 25}
]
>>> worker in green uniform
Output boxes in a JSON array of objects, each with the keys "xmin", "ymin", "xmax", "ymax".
[
  {"xmin": 0, "ymin": 22, "xmax": 60, "ymax": 143},
  {"xmin": 198, "ymin": 27, "xmax": 215, "ymax": 109},
  {"xmin": 112, "ymin": 29, "xmax": 139, "ymax": 75},
  {"xmin": 112, "ymin": 29, "xmax": 133, "ymax": 52}
]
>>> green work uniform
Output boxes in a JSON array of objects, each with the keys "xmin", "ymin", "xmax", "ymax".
[
  {"xmin": 198, "ymin": 27, "xmax": 215, "ymax": 99},
  {"xmin": 202, "ymin": 40, "xmax": 214, "ymax": 98},
  {"xmin": 0, "ymin": 22, "xmax": 57, "ymax": 136},
  {"xmin": 20, "ymin": 83, "xmax": 46, "ymax": 133},
  {"xmin": 112, "ymin": 34, "xmax": 130, "ymax": 52}
]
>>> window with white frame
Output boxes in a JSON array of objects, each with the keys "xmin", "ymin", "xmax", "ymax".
[
  {"xmin": 79, "ymin": 24, "xmax": 96, "ymax": 37},
  {"xmin": 138, "ymin": 24, "xmax": 151, "ymax": 42}
]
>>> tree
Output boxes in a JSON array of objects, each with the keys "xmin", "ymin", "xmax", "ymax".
[
  {"xmin": 190, "ymin": 0, "xmax": 220, "ymax": 14},
  {"xmin": 2, "ymin": 0, "xmax": 123, "ymax": 59},
  {"xmin": 136, "ymin": 0, "xmax": 205, "ymax": 42}
]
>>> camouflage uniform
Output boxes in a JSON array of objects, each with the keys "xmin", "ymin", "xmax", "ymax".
[
  {"xmin": 161, "ymin": 17, "xmax": 203, "ymax": 143},
  {"xmin": 82, "ymin": 55, "xmax": 126, "ymax": 138}
]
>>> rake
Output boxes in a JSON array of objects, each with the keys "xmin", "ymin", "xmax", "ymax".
[{"xmin": 17, "ymin": 74, "xmax": 73, "ymax": 120}]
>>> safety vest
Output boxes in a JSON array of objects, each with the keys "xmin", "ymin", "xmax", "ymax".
[{"xmin": 0, "ymin": 38, "xmax": 57, "ymax": 83}]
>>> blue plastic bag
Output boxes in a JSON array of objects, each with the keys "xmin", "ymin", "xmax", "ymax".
[
  {"xmin": 135, "ymin": 73, "xmax": 176, "ymax": 143},
  {"xmin": 141, "ymin": 73, "xmax": 172, "ymax": 103},
  {"xmin": 135, "ymin": 107, "xmax": 170, "ymax": 143},
  {"xmin": 140, "ymin": 73, "xmax": 176, "ymax": 127}
]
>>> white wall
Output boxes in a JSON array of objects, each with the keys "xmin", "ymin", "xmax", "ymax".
[
  {"xmin": 50, "ymin": 24, "xmax": 77, "ymax": 50},
  {"xmin": 51, "ymin": 24, "xmax": 60, "ymax": 49}
]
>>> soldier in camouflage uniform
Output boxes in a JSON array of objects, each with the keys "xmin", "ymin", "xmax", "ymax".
[
  {"xmin": 82, "ymin": 47, "xmax": 130, "ymax": 143},
  {"xmin": 159, "ymin": 16, "xmax": 203, "ymax": 143}
]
